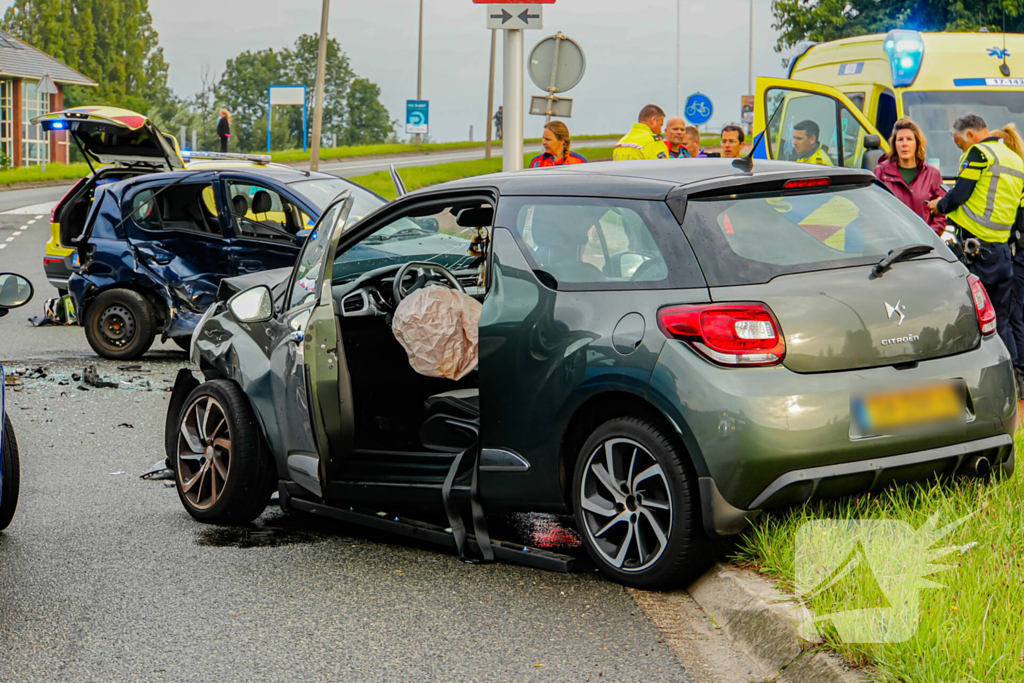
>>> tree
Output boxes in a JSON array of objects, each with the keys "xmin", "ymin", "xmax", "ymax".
[
  {"xmin": 283, "ymin": 33, "xmax": 355, "ymax": 147},
  {"xmin": 2, "ymin": 0, "xmax": 171, "ymax": 112},
  {"xmin": 344, "ymin": 79, "xmax": 395, "ymax": 146},
  {"xmin": 771, "ymin": 0, "xmax": 1024, "ymax": 52}
]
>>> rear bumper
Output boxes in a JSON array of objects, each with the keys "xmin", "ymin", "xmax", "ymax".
[
  {"xmin": 43, "ymin": 257, "xmax": 72, "ymax": 291},
  {"xmin": 700, "ymin": 434, "xmax": 1014, "ymax": 536}
]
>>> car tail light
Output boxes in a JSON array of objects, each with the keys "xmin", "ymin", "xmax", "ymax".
[
  {"xmin": 968, "ymin": 274, "xmax": 997, "ymax": 336},
  {"xmin": 43, "ymin": 256, "xmax": 62, "ymax": 265},
  {"xmin": 784, "ymin": 177, "xmax": 830, "ymax": 189},
  {"xmin": 658, "ymin": 303, "xmax": 786, "ymax": 366}
]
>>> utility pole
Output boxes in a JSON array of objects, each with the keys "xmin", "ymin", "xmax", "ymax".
[
  {"xmin": 415, "ymin": 0, "xmax": 425, "ymax": 144},
  {"xmin": 484, "ymin": 29, "xmax": 497, "ymax": 160},
  {"xmin": 748, "ymin": 0, "xmax": 754, "ymax": 97},
  {"xmin": 502, "ymin": 28, "xmax": 524, "ymax": 172},
  {"xmin": 310, "ymin": 0, "xmax": 330, "ymax": 171},
  {"xmin": 676, "ymin": 0, "xmax": 681, "ymax": 116}
]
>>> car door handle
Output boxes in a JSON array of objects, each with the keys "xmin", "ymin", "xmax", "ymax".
[
  {"xmin": 136, "ymin": 246, "xmax": 173, "ymax": 265},
  {"xmin": 238, "ymin": 259, "xmax": 262, "ymax": 273}
]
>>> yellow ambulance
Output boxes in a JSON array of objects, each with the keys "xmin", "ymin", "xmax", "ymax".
[{"xmin": 753, "ymin": 30, "xmax": 1024, "ymax": 180}]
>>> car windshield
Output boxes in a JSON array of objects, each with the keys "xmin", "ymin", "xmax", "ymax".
[
  {"xmin": 903, "ymin": 90, "xmax": 1024, "ymax": 178},
  {"xmin": 288, "ymin": 177, "xmax": 384, "ymax": 220},
  {"xmin": 678, "ymin": 184, "xmax": 948, "ymax": 286}
]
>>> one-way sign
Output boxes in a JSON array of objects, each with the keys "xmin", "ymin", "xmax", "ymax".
[{"xmin": 486, "ymin": 4, "xmax": 544, "ymax": 30}]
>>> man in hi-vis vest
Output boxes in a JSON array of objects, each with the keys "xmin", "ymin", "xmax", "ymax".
[{"xmin": 930, "ymin": 113, "xmax": 1024, "ymax": 369}]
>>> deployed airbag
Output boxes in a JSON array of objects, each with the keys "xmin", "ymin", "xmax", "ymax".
[{"xmin": 392, "ymin": 285, "xmax": 481, "ymax": 380}]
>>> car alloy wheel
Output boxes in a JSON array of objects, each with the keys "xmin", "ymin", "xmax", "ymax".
[
  {"xmin": 578, "ymin": 437, "xmax": 673, "ymax": 572},
  {"xmin": 99, "ymin": 304, "xmax": 136, "ymax": 348},
  {"xmin": 177, "ymin": 396, "xmax": 232, "ymax": 511}
]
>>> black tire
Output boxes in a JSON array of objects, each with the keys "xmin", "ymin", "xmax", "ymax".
[
  {"xmin": 572, "ymin": 417, "xmax": 708, "ymax": 589},
  {"xmin": 0, "ymin": 414, "xmax": 21, "ymax": 532},
  {"xmin": 171, "ymin": 336, "xmax": 191, "ymax": 352},
  {"xmin": 174, "ymin": 380, "xmax": 275, "ymax": 525},
  {"xmin": 84, "ymin": 289, "xmax": 156, "ymax": 360}
]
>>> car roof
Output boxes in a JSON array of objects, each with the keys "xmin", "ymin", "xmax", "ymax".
[{"xmin": 425, "ymin": 159, "xmax": 877, "ymax": 199}]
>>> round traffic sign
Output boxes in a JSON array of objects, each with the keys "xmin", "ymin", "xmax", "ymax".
[
  {"xmin": 685, "ymin": 93, "xmax": 713, "ymax": 125},
  {"xmin": 528, "ymin": 34, "xmax": 586, "ymax": 93}
]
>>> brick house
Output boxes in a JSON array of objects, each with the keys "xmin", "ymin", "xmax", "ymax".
[{"xmin": 0, "ymin": 29, "xmax": 97, "ymax": 167}]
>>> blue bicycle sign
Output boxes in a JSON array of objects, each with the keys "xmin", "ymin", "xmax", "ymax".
[{"xmin": 685, "ymin": 93, "xmax": 713, "ymax": 125}]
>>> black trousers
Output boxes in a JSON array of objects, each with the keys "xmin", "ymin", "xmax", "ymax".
[
  {"xmin": 1010, "ymin": 247, "xmax": 1024, "ymax": 368},
  {"xmin": 219, "ymin": 136, "xmax": 228, "ymax": 153},
  {"xmin": 969, "ymin": 240, "xmax": 1018, "ymax": 367}
]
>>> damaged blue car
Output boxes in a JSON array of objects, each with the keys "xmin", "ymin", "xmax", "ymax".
[{"xmin": 69, "ymin": 165, "xmax": 385, "ymax": 359}]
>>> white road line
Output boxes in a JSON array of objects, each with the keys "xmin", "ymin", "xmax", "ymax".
[
  {"xmin": 26, "ymin": 218, "xmax": 36, "ymax": 224},
  {"xmin": 5, "ymin": 236, "xmax": 14, "ymax": 242},
  {"xmin": 13, "ymin": 231, "xmax": 22, "ymax": 236},
  {"xmin": 0, "ymin": 244, "xmax": 6, "ymax": 249},
  {"xmin": 18, "ymin": 225, "xmax": 27, "ymax": 230}
]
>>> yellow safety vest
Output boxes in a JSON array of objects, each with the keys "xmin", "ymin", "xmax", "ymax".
[
  {"xmin": 613, "ymin": 123, "xmax": 668, "ymax": 161},
  {"xmin": 795, "ymin": 144, "xmax": 833, "ymax": 166},
  {"xmin": 948, "ymin": 140, "xmax": 1024, "ymax": 243}
]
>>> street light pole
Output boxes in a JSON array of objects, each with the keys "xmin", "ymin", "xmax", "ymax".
[
  {"xmin": 309, "ymin": 0, "xmax": 330, "ymax": 172},
  {"xmin": 676, "ymin": 0, "xmax": 681, "ymax": 116},
  {"xmin": 748, "ymin": 0, "xmax": 754, "ymax": 96},
  {"xmin": 485, "ymin": 29, "xmax": 497, "ymax": 160},
  {"xmin": 415, "ymin": 0, "xmax": 425, "ymax": 144}
]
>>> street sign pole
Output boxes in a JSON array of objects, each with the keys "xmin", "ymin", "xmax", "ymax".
[
  {"xmin": 415, "ymin": 0, "xmax": 425, "ymax": 144},
  {"xmin": 503, "ymin": 27, "xmax": 524, "ymax": 172},
  {"xmin": 310, "ymin": 0, "xmax": 330, "ymax": 171},
  {"xmin": 484, "ymin": 29, "xmax": 497, "ymax": 160}
]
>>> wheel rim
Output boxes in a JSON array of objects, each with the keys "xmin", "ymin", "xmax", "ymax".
[
  {"xmin": 98, "ymin": 304, "xmax": 136, "ymax": 347},
  {"xmin": 579, "ymin": 438, "xmax": 672, "ymax": 572},
  {"xmin": 177, "ymin": 396, "xmax": 232, "ymax": 510}
]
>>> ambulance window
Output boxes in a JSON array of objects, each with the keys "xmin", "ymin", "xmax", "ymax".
[
  {"xmin": 846, "ymin": 93, "xmax": 865, "ymax": 112},
  {"xmin": 876, "ymin": 91, "xmax": 897, "ymax": 140}
]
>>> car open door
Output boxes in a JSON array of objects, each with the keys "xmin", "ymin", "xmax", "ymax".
[
  {"xmin": 270, "ymin": 195, "xmax": 356, "ymax": 497},
  {"xmin": 31, "ymin": 106, "xmax": 184, "ymax": 173},
  {"xmin": 752, "ymin": 77, "xmax": 888, "ymax": 169}
]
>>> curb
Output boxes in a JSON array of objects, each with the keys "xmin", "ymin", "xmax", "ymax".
[{"xmin": 686, "ymin": 563, "xmax": 871, "ymax": 683}]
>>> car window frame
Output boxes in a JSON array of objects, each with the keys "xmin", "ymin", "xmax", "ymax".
[{"xmin": 124, "ymin": 180, "xmax": 227, "ymax": 239}]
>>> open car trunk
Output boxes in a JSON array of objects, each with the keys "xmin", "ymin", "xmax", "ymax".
[{"xmin": 56, "ymin": 168, "xmax": 149, "ymax": 247}]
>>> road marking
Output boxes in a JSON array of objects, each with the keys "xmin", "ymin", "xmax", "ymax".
[
  {"xmin": 0, "ymin": 244, "xmax": 6, "ymax": 249},
  {"xmin": 27, "ymin": 218, "xmax": 36, "ymax": 224},
  {"xmin": 13, "ymin": 231, "xmax": 22, "ymax": 236},
  {"xmin": 19, "ymin": 225, "xmax": 28, "ymax": 230},
  {"xmin": 4, "ymin": 236, "xmax": 13, "ymax": 242},
  {"xmin": 2, "ymin": 201, "xmax": 58, "ymax": 215}
]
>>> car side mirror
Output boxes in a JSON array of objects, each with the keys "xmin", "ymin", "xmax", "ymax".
[
  {"xmin": 414, "ymin": 217, "xmax": 440, "ymax": 232},
  {"xmin": 0, "ymin": 273, "xmax": 34, "ymax": 309},
  {"xmin": 864, "ymin": 134, "xmax": 882, "ymax": 150},
  {"xmin": 228, "ymin": 285, "xmax": 274, "ymax": 323}
]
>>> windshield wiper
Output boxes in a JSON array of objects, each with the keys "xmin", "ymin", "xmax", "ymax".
[{"xmin": 872, "ymin": 243, "xmax": 934, "ymax": 277}]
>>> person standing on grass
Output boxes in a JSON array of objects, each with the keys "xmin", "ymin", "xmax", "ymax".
[
  {"xmin": 494, "ymin": 106, "xmax": 504, "ymax": 141},
  {"xmin": 217, "ymin": 109, "xmax": 231, "ymax": 153},
  {"xmin": 529, "ymin": 121, "xmax": 587, "ymax": 168}
]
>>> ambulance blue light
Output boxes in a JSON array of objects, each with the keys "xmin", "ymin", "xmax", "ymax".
[
  {"xmin": 50, "ymin": 121, "xmax": 66, "ymax": 130},
  {"xmin": 883, "ymin": 29, "xmax": 924, "ymax": 88}
]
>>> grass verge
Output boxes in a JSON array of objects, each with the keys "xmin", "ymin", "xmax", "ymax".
[
  {"xmin": 0, "ymin": 162, "xmax": 90, "ymax": 186},
  {"xmin": 349, "ymin": 146, "xmax": 616, "ymax": 200},
  {"xmin": 731, "ymin": 426, "xmax": 1024, "ymax": 682}
]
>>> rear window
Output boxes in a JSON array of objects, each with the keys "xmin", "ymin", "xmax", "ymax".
[{"xmin": 677, "ymin": 184, "xmax": 949, "ymax": 286}]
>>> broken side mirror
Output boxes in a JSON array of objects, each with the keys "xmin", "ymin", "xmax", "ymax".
[
  {"xmin": 0, "ymin": 273, "xmax": 34, "ymax": 309},
  {"xmin": 228, "ymin": 285, "xmax": 274, "ymax": 323}
]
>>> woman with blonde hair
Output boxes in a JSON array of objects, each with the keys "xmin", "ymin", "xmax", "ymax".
[
  {"xmin": 873, "ymin": 117, "xmax": 946, "ymax": 235},
  {"xmin": 992, "ymin": 122, "xmax": 1024, "ymax": 158},
  {"xmin": 216, "ymin": 109, "xmax": 231, "ymax": 153},
  {"xmin": 529, "ymin": 121, "xmax": 587, "ymax": 167}
]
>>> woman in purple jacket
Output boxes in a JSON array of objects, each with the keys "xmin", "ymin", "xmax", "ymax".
[{"xmin": 874, "ymin": 118, "xmax": 946, "ymax": 236}]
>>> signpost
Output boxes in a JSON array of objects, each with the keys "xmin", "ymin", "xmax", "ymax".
[
  {"xmin": 528, "ymin": 32, "xmax": 585, "ymax": 122},
  {"xmin": 475, "ymin": 0, "xmax": 551, "ymax": 172},
  {"xmin": 406, "ymin": 100, "xmax": 429, "ymax": 136},
  {"xmin": 267, "ymin": 85, "xmax": 308, "ymax": 153},
  {"xmin": 38, "ymin": 73, "xmax": 57, "ymax": 171},
  {"xmin": 685, "ymin": 92, "xmax": 714, "ymax": 126}
]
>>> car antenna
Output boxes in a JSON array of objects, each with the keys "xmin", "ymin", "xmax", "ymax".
[{"xmin": 732, "ymin": 93, "xmax": 783, "ymax": 173}]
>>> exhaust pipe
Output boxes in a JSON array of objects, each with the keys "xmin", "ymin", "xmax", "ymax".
[{"xmin": 964, "ymin": 454, "xmax": 992, "ymax": 477}]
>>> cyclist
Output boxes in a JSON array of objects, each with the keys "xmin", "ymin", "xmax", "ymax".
[{"xmin": 613, "ymin": 104, "xmax": 668, "ymax": 161}]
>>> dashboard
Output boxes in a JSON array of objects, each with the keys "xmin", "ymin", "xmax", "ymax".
[{"xmin": 332, "ymin": 264, "xmax": 484, "ymax": 318}]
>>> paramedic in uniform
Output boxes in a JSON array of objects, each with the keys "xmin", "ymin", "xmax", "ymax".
[
  {"xmin": 613, "ymin": 105, "xmax": 668, "ymax": 161},
  {"xmin": 791, "ymin": 120, "xmax": 833, "ymax": 165},
  {"xmin": 928, "ymin": 113, "xmax": 1024, "ymax": 368}
]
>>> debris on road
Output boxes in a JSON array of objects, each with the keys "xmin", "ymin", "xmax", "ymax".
[
  {"xmin": 83, "ymin": 365, "xmax": 119, "ymax": 389},
  {"xmin": 141, "ymin": 459, "xmax": 174, "ymax": 481},
  {"xmin": 117, "ymin": 423, "xmax": 134, "ymax": 429}
]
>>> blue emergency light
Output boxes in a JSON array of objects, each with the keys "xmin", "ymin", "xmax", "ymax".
[
  {"xmin": 42, "ymin": 120, "xmax": 67, "ymax": 131},
  {"xmin": 883, "ymin": 29, "xmax": 924, "ymax": 88}
]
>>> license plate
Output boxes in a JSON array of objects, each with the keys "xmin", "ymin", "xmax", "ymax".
[
  {"xmin": 71, "ymin": 252, "xmax": 80, "ymax": 268},
  {"xmin": 852, "ymin": 381, "xmax": 965, "ymax": 436}
]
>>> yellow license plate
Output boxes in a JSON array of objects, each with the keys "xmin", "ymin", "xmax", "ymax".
[{"xmin": 853, "ymin": 382, "xmax": 964, "ymax": 435}]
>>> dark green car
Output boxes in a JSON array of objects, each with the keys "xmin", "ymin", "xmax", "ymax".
[{"xmin": 166, "ymin": 159, "xmax": 1016, "ymax": 588}]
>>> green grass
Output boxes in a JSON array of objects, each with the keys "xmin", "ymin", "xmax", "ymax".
[
  {"xmin": 731, "ymin": 425, "xmax": 1024, "ymax": 682},
  {"xmin": 0, "ymin": 162, "xmax": 90, "ymax": 186},
  {"xmin": 269, "ymin": 134, "xmax": 621, "ymax": 164},
  {"xmin": 349, "ymin": 146, "xmax": 616, "ymax": 200}
]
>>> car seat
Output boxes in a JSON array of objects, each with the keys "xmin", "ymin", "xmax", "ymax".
[
  {"xmin": 231, "ymin": 194, "xmax": 249, "ymax": 217},
  {"xmin": 419, "ymin": 388, "xmax": 480, "ymax": 452},
  {"xmin": 529, "ymin": 205, "xmax": 605, "ymax": 282}
]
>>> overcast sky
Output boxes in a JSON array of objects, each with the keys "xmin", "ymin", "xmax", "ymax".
[{"xmin": 3, "ymin": 0, "xmax": 789, "ymax": 142}]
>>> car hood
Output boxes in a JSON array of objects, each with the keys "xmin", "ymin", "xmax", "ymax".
[{"xmin": 31, "ymin": 106, "xmax": 184, "ymax": 171}]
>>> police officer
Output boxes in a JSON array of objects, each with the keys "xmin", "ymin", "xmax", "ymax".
[
  {"xmin": 613, "ymin": 104, "xmax": 668, "ymax": 161},
  {"xmin": 792, "ymin": 120, "xmax": 833, "ymax": 165},
  {"xmin": 928, "ymin": 113, "xmax": 1023, "ymax": 370}
]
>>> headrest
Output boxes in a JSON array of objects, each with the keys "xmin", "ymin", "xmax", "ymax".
[
  {"xmin": 456, "ymin": 206, "xmax": 493, "ymax": 227},
  {"xmin": 252, "ymin": 190, "xmax": 273, "ymax": 214},
  {"xmin": 528, "ymin": 205, "xmax": 602, "ymax": 248},
  {"xmin": 231, "ymin": 194, "xmax": 248, "ymax": 216}
]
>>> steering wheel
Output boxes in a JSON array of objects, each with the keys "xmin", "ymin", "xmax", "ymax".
[{"xmin": 393, "ymin": 262, "xmax": 465, "ymax": 304}]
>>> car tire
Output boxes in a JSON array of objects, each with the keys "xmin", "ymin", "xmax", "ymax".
[
  {"xmin": 0, "ymin": 415, "xmax": 21, "ymax": 532},
  {"xmin": 84, "ymin": 289, "xmax": 156, "ymax": 360},
  {"xmin": 174, "ymin": 380, "xmax": 275, "ymax": 525},
  {"xmin": 572, "ymin": 417, "xmax": 708, "ymax": 589}
]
